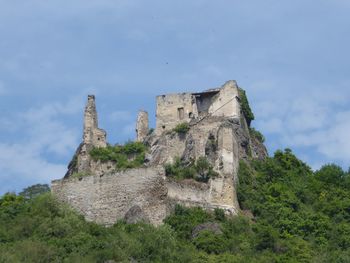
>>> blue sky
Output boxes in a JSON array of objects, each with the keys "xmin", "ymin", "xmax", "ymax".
[{"xmin": 0, "ymin": 0, "xmax": 349, "ymax": 194}]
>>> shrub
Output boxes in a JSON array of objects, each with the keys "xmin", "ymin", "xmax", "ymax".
[
  {"xmin": 193, "ymin": 230, "xmax": 227, "ymax": 254},
  {"xmin": 165, "ymin": 157, "xmax": 218, "ymax": 183},
  {"xmin": 214, "ymin": 208, "xmax": 226, "ymax": 222},
  {"xmin": 238, "ymin": 88, "xmax": 255, "ymax": 127},
  {"xmin": 173, "ymin": 122, "xmax": 190, "ymax": 134},
  {"xmin": 89, "ymin": 141, "xmax": 147, "ymax": 170},
  {"xmin": 249, "ymin": 127, "xmax": 265, "ymax": 143}
]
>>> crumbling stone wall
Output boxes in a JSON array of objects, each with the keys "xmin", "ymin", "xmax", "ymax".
[
  {"xmin": 136, "ymin": 110, "xmax": 149, "ymax": 142},
  {"xmin": 65, "ymin": 95, "xmax": 107, "ymax": 178},
  {"xmin": 54, "ymin": 80, "xmax": 268, "ymax": 226},
  {"xmin": 155, "ymin": 93, "xmax": 198, "ymax": 135},
  {"xmin": 52, "ymin": 167, "xmax": 167, "ymax": 226},
  {"xmin": 155, "ymin": 80, "xmax": 241, "ymax": 136},
  {"xmin": 83, "ymin": 95, "xmax": 106, "ymax": 147}
]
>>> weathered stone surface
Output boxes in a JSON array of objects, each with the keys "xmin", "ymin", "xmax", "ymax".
[
  {"xmin": 136, "ymin": 110, "xmax": 149, "ymax": 142},
  {"xmin": 52, "ymin": 167, "xmax": 167, "ymax": 226},
  {"xmin": 192, "ymin": 222, "xmax": 223, "ymax": 239},
  {"xmin": 83, "ymin": 95, "xmax": 106, "ymax": 147},
  {"xmin": 65, "ymin": 95, "xmax": 107, "ymax": 177},
  {"xmin": 250, "ymin": 136, "xmax": 268, "ymax": 160},
  {"xmin": 52, "ymin": 80, "xmax": 269, "ymax": 226},
  {"xmin": 124, "ymin": 205, "xmax": 150, "ymax": 224}
]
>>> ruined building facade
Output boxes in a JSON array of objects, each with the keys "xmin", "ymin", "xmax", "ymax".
[{"xmin": 52, "ymin": 80, "xmax": 267, "ymax": 225}]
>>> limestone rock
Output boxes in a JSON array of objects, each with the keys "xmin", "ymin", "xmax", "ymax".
[
  {"xmin": 124, "ymin": 205, "xmax": 150, "ymax": 224},
  {"xmin": 136, "ymin": 110, "xmax": 149, "ymax": 142}
]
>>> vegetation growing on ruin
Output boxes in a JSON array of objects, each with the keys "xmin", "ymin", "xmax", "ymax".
[
  {"xmin": 1, "ymin": 150, "xmax": 350, "ymax": 262},
  {"xmin": 89, "ymin": 141, "xmax": 147, "ymax": 170},
  {"xmin": 238, "ymin": 88, "xmax": 255, "ymax": 127},
  {"xmin": 173, "ymin": 122, "xmax": 190, "ymax": 134},
  {"xmin": 164, "ymin": 157, "xmax": 218, "ymax": 183},
  {"xmin": 249, "ymin": 127, "xmax": 265, "ymax": 143}
]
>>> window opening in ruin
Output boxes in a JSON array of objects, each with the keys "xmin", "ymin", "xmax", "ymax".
[
  {"xmin": 162, "ymin": 125, "xmax": 166, "ymax": 129},
  {"xmin": 178, "ymin": 107, "xmax": 184, "ymax": 120},
  {"xmin": 189, "ymin": 112, "xmax": 193, "ymax": 118}
]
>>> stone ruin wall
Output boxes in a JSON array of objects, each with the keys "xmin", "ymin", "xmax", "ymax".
[
  {"xmin": 148, "ymin": 116, "xmax": 247, "ymax": 214},
  {"xmin": 52, "ymin": 167, "xmax": 167, "ymax": 226},
  {"xmin": 52, "ymin": 80, "xmax": 268, "ymax": 225},
  {"xmin": 155, "ymin": 80, "xmax": 241, "ymax": 136}
]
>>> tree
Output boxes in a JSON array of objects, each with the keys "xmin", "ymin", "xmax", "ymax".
[{"xmin": 19, "ymin": 184, "xmax": 50, "ymax": 200}]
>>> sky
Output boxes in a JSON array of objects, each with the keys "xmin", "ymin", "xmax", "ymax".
[{"xmin": 0, "ymin": 0, "xmax": 349, "ymax": 194}]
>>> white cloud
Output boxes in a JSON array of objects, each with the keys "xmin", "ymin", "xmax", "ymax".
[
  {"xmin": 0, "ymin": 143, "xmax": 66, "ymax": 194},
  {"xmin": 0, "ymin": 97, "xmax": 83, "ymax": 194}
]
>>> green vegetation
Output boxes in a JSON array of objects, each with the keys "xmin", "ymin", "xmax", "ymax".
[
  {"xmin": 89, "ymin": 141, "xmax": 147, "ymax": 170},
  {"xmin": 249, "ymin": 127, "xmax": 265, "ymax": 143},
  {"xmin": 238, "ymin": 88, "xmax": 255, "ymax": 126},
  {"xmin": 19, "ymin": 184, "xmax": 50, "ymax": 200},
  {"xmin": 237, "ymin": 149, "xmax": 350, "ymax": 262},
  {"xmin": 173, "ymin": 122, "xmax": 190, "ymax": 134},
  {"xmin": 1, "ymin": 149, "xmax": 350, "ymax": 262},
  {"xmin": 165, "ymin": 157, "xmax": 218, "ymax": 183}
]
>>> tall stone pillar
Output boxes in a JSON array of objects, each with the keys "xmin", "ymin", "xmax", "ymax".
[
  {"xmin": 83, "ymin": 95, "xmax": 107, "ymax": 148},
  {"xmin": 136, "ymin": 110, "xmax": 149, "ymax": 142}
]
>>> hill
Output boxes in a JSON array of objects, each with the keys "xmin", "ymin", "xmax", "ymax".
[{"xmin": 1, "ymin": 149, "xmax": 349, "ymax": 262}]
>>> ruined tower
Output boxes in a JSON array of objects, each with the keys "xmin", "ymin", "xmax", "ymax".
[
  {"xmin": 83, "ymin": 95, "xmax": 107, "ymax": 148},
  {"xmin": 64, "ymin": 95, "xmax": 107, "ymax": 177},
  {"xmin": 136, "ymin": 110, "xmax": 149, "ymax": 142}
]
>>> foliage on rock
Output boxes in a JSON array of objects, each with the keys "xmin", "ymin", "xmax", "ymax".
[
  {"xmin": 249, "ymin": 127, "xmax": 265, "ymax": 143},
  {"xmin": 165, "ymin": 157, "xmax": 218, "ymax": 183},
  {"xmin": 89, "ymin": 141, "xmax": 147, "ymax": 170},
  {"xmin": 238, "ymin": 88, "xmax": 255, "ymax": 127},
  {"xmin": 173, "ymin": 122, "xmax": 190, "ymax": 134}
]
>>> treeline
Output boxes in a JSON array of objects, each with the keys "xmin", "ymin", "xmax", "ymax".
[{"xmin": 0, "ymin": 150, "xmax": 349, "ymax": 262}]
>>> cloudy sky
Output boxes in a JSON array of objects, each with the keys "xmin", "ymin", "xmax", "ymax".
[{"xmin": 0, "ymin": 0, "xmax": 349, "ymax": 194}]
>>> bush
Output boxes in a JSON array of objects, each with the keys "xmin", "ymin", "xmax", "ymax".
[
  {"xmin": 173, "ymin": 122, "xmax": 190, "ymax": 134},
  {"xmin": 249, "ymin": 127, "xmax": 265, "ymax": 143},
  {"xmin": 193, "ymin": 230, "xmax": 227, "ymax": 254},
  {"xmin": 238, "ymin": 88, "xmax": 255, "ymax": 127},
  {"xmin": 165, "ymin": 157, "xmax": 218, "ymax": 183},
  {"xmin": 89, "ymin": 141, "xmax": 147, "ymax": 170}
]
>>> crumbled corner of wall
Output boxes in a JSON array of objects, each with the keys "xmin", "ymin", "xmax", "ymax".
[
  {"xmin": 64, "ymin": 143, "xmax": 83, "ymax": 178},
  {"xmin": 250, "ymin": 135, "xmax": 268, "ymax": 160}
]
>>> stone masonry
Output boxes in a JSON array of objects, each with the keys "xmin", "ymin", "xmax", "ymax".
[{"xmin": 52, "ymin": 80, "xmax": 268, "ymax": 225}]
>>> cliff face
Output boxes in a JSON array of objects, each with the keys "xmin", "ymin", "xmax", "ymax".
[
  {"xmin": 146, "ymin": 116, "xmax": 266, "ymax": 215},
  {"xmin": 53, "ymin": 80, "xmax": 267, "ymax": 225}
]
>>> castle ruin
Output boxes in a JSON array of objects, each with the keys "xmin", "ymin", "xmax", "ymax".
[{"xmin": 51, "ymin": 80, "xmax": 267, "ymax": 225}]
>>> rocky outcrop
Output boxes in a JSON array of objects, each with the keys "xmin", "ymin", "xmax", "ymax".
[{"xmin": 124, "ymin": 205, "xmax": 150, "ymax": 224}]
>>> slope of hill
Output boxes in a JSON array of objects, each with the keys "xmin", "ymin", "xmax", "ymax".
[{"xmin": 1, "ymin": 150, "xmax": 349, "ymax": 262}]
